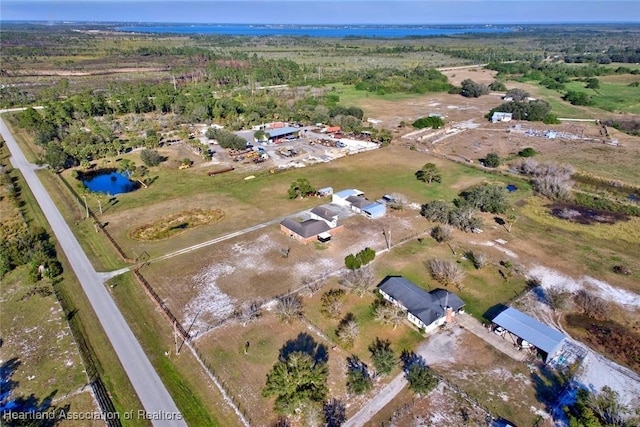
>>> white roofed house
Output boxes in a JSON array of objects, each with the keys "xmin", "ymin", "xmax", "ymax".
[
  {"xmin": 310, "ymin": 206, "xmax": 339, "ymax": 228},
  {"xmin": 377, "ymin": 276, "xmax": 465, "ymax": 333},
  {"xmin": 332, "ymin": 189, "xmax": 364, "ymax": 206}
]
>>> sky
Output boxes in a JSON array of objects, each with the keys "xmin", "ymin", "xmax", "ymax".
[{"xmin": 1, "ymin": 1, "xmax": 639, "ymax": 25}]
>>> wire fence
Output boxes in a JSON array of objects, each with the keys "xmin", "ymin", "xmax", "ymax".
[{"xmin": 52, "ymin": 282, "xmax": 122, "ymax": 427}]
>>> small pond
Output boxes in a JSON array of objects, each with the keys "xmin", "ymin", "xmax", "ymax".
[{"xmin": 83, "ymin": 171, "xmax": 138, "ymax": 195}]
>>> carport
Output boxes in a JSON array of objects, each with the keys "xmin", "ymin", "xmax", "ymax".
[{"xmin": 492, "ymin": 307, "xmax": 565, "ymax": 363}]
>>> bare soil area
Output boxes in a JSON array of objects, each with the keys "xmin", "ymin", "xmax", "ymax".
[{"xmin": 141, "ymin": 210, "xmax": 427, "ymax": 335}]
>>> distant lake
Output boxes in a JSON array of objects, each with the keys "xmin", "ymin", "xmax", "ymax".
[
  {"xmin": 83, "ymin": 171, "xmax": 138, "ymax": 195},
  {"xmin": 115, "ymin": 24, "xmax": 513, "ymax": 38}
]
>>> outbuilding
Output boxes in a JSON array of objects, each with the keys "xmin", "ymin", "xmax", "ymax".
[
  {"xmin": 332, "ymin": 189, "xmax": 364, "ymax": 206},
  {"xmin": 363, "ymin": 202, "xmax": 386, "ymax": 219},
  {"xmin": 491, "ymin": 112, "xmax": 513, "ymax": 123},
  {"xmin": 491, "ymin": 307, "xmax": 565, "ymax": 363}
]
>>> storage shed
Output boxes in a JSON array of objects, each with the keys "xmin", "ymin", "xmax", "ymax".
[
  {"xmin": 492, "ymin": 307, "xmax": 565, "ymax": 363},
  {"xmin": 363, "ymin": 202, "xmax": 386, "ymax": 219}
]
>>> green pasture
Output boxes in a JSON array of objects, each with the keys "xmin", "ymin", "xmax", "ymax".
[
  {"xmin": 563, "ymin": 80, "xmax": 640, "ymax": 114},
  {"xmin": 330, "ymin": 83, "xmax": 426, "ymax": 105}
]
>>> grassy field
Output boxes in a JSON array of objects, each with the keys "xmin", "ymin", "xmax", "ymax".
[
  {"xmin": 0, "ymin": 145, "xmax": 146, "ymax": 425},
  {"xmin": 563, "ymin": 80, "xmax": 640, "ymax": 114},
  {"xmin": 74, "ymin": 145, "xmax": 506, "ymax": 262}
]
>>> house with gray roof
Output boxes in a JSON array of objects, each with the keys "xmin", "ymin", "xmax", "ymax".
[
  {"xmin": 378, "ymin": 276, "xmax": 465, "ymax": 332},
  {"xmin": 310, "ymin": 206, "xmax": 339, "ymax": 228},
  {"xmin": 280, "ymin": 205, "xmax": 344, "ymax": 244}
]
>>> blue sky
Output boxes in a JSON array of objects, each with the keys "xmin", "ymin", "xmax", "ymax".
[{"xmin": 2, "ymin": 1, "xmax": 638, "ymax": 24}]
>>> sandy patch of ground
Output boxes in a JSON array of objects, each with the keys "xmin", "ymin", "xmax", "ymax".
[
  {"xmin": 441, "ymin": 67, "xmax": 498, "ymax": 87},
  {"xmin": 145, "ymin": 210, "xmax": 427, "ymax": 335}
]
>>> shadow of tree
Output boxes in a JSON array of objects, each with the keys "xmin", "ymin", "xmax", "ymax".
[
  {"xmin": 482, "ymin": 303, "xmax": 509, "ymax": 324},
  {"xmin": 530, "ymin": 362, "xmax": 574, "ymax": 424},
  {"xmin": 1, "ymin": 358, "xmax": 63, "ymax": 426},
  {"xmin": 279, "ymin": 332, "xmax": 328, "ymax": 364}
]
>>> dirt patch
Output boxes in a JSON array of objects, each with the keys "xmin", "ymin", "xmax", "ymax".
[
  {"xmin": 549, "ymin": 203, "xmax": 628, "ymax": 225},
  {"xmin": 128, "ymin": 208, "xmax": 225, "ymax": 240},
  {"xmin": 441, "ymin": 67, "xmax": 498, "ymax": 87}
]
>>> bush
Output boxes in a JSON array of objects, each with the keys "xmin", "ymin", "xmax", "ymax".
[
  {"xmin": 420, "ymin": 200, "xmax": 451, "ymax": 223},
  {"xmin": 460, "ymin": 79, "xmax": 489, "ymax": 98},
  {"xmin": 518, "ymin": 147, "xmax": 537, "ymax": 157},
  {"xmin": 140, "ymin": 149, "xmax": 162, "ymax": 166},
  {"xmin": 466, "ymin": 250, "xmax": 487, "ymax": 269},
  {"xmin": 412, "ymin": 116, "xmax": 444, "ymax": 129},
  {"xmin": 505, "ymin": 88, "xmax": 530, "ymax": 101},
  {"xmin": 426, "ymin": 259, "xmax": 465, "ymax": 289},
  {"xmin": 489, "ymin": 80, "xmax": 507, "ymax": 91},
  {"xmin": 563, "ymin": 91, "xmax": 593, "ymax": 106},
  {"xmin": 484, "ymin": 152, "xmax": 501, "ymax": 168},
  {"xmin": 431, "ymin": 225, "xmax": 452, "ymax": 243},
  {"xmin": 458, "ymin": 184, "xmax": 510, "ymax": 214}
]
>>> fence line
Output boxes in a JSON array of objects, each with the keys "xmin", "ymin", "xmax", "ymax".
[
  {"xmin": 131, "ymin": 268, "xmax": 251, "ymax": 425},
  {"xmin": 52, "ymin": 282, "xmax": 122, "ymax": 427},
  {"xmin": 132, "ymin": 268, "xmax": 190, "ymax": 341}
]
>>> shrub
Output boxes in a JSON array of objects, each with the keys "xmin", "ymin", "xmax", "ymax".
[
  {"xmin": 426, "ymin": 259, "xmax": 465, "ymax": 289},
  {"xmin": 466, "ymin": 250, "xmax": 487, "ymax": 269},
  {"xmin": 518, "ymin": 147, "xmax": 537, "ymax": 157},
  {"xmin": 460, "ymin": 79, "xmax": 489, "ymax": 98},
  {"xmin": 140, "ymin": 149, "xmax": 162, "ymax": 166},
  {"xmin": 431, "ymin": 225, "xmax": 452, "ymax": 243},
  {"xmin": 484, "ymin": 152, "xmax": 501, "ymax": 168},
  {"xmin": 412, "ymin": 116, "xmax": 444, "ymax": 129}
]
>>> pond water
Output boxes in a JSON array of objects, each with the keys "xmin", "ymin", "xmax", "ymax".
[{"xmin": 83, "ymin": 171, "xmax": 137, "ymax": 195}]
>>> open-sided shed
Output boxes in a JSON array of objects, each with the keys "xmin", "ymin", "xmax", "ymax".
[{"xmin": 492, "ymin": 307, "xmax": 565, "ymax": 363}]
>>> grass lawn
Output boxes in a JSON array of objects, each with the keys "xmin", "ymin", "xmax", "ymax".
[
  {"xmin": 0, "ymin": 266, "xmax": 87, "ymax": 405},
  {"xmin": 373, "ymin": 228, "xmax": 529, "ymax": 322},
  {"xmin": 67, "ymin": 144, "xmax": 507, "ymax": 263},
  {"xmin": 195, "ymin": 314, "xmax": 336, "ymax": 426}
]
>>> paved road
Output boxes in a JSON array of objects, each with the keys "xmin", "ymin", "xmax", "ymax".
[{"xmin": 0, "ymin": 115, "xmax": 186, "ymax": 426}]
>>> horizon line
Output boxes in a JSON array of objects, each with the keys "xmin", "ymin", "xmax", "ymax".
[{"xmin": 3, "ymin": 20, "xmax": 640, "ymax": 25}]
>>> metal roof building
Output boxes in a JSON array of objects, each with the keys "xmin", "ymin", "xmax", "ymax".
[
  {"xmin": 266, "ymin": 127, "xmax": 299, "ymax": 139},
  {"xmin": 492, "ymin": 307, "xmax": 565, "ymax": 362},
  {"xmin": 363, "ymin": 202, "xmax": 386, "ymax": 219}
]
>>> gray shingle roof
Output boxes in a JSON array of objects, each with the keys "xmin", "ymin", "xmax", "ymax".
[
  {"xmin": 280, "ymin": 218, "xmax": 330, "ymax": 239},
  {"xmin": 378, "ymin": 276, "xmax": 465, "ymax": 327},
  {"xmin": 310, "ymin": 206, "xmax": 338, "ymax": 222},
  {"xmin": 346, "ymin": 195, "xmax": 371, "ymax": 209}
]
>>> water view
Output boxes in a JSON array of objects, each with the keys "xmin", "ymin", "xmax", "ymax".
[
  {"xmin": 83, "ymin": 171, "xmax": 138, "ymax": 195},
  {"xmin": 115, "ymin": 24, "xmax": 513, "ymax": 38}
]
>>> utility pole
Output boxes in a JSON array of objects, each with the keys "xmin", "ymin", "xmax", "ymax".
[{"xmin": 82, "ymin": 195, "xmax": 89, "ymax": 219}]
